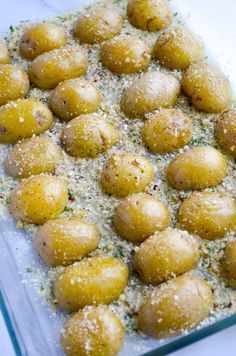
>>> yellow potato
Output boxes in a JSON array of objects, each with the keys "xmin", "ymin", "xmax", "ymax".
[
  {"xmin": 121, "ymin": 71, "xmax": 180, "ymax": 119},
  {"xmin": 127, "ymin": 0, "xmax": 172, "ymax": 32},
  {"xmin": 100, "ymin": 35, "xmax": 151, "ymax": 74},
  {"xmin": 35, "ymin": 217, "xmax": 100, "ymax": 266},
  {"xmin": 133, "ymin": 228, "xmax": 200, "ymax": 284},
  {"xmin": 154, "ymin": 26, "xmax": 203, "ymax": 69},
  {"xmin": 0, "ymin": 99, "xmax": 53, "ymax": 144},
  {"xmin": 0, "ymin": 42, "xmax": 9, "ymax": 64},
  {"xmin": 182, "ymin": 62, "xmax": 232, "ymax": 113},
  {"xmin": 61, "ymin": 305, "xmax": 124, "ymax": 356},
  {"xmin": 29, "ymin": 46, "xmax": 88, "ymax": 89},
  {"xmin": 215, "ymin": 108, "xmax": 236, "ymax": 158},
  {"xmin": 101, "ymin": 153, "xmax": 154, "ymax": 197},
  {"xmin": 49, "ymin": 79, "xmax": 101, "ymax": 122},
  {"xmin": 142, "ymin": 109, "xmax": 192, "ymax": 153},
  {"xmin": 178, "ymin": 192, "xmax": 236, "ymax": 240},
  {"xmin": 75, "ymin": 7, "xmax": 123, "ymax": 44},
  {"xmin": 5, "ymin": 136, "xmax": 61, "ymax": 179},
  {"xmin": 19, "ymin": 23, "xmax": 67, "ymax": 60},
  {"xmin": 9, "ymin": 175, "xmax": 68, "ymax": 225},
  {"xmin": 138, "ymin": 274, "xmax": 213, "ymax": 338},
  {"xmin": 114, "ymin": 193, "xmax": 170, "ymax": 242},
  {"xmin": 221, "ymin": 240, "xmax": 236, "ymax": 287},
  {"xmin": 54, "ymin": 256, "xmax": 128, "ymax": 312},
  {"xmin": 166, "ymin": 146, "xmax": 227, "ymax": 190},
  {"xmin": 61, "ymin": 114, "xmax": 118, "ymax": 157},
  {"xmin": 0, "ymin": 64, "xmax": 29, "ymax": 105}
]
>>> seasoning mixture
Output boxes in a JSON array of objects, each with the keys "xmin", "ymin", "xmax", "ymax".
[{"xmin": 0, "ymin": 0, "xmax": 236, "ymax": 354}]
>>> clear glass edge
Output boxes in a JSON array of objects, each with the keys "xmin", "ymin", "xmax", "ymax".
[{"xmin": 2, "ymin": 272, "xmax": 236, "ymax": 356}]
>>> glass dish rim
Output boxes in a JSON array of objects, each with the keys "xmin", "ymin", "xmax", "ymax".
[{"xmin": 2, "ymin": 284, "xmax": 236, "ymax": 356}]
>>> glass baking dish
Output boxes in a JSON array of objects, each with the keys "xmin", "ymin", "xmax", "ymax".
[{"xmin": 1, "ymin": 0, "xmax": 236, "ymax": 355}]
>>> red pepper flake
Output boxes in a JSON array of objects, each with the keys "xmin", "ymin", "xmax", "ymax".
[{"xmin": 178, "ymin": 194, "xmax": 185, "ymax": 202}]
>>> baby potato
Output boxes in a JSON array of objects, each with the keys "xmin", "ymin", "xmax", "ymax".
[
  {"xmin": 5, "ymin": 136, "xmax": 61, "ymax": 179},
  {"xmin": 154, "ymin": 26, "xmax": 203, "ymax": 69},
  {"xmin": 100, "ymin": 35, "xmax": 151, "ymax": 74},
  {"xmin": 49, "ymin": 79, "xmax": 101, "ymax": 122},
  {"xmin": 178, "ymin": 192, "xmax": 236, "ymax": 240},
  {"xmin": 0, "ymin": 99, "xmax": 53, "ymax": 144},
  {"xmin": 101, "ymin": 153, "xmax": 154, "ymax": 197},
  {"xmin": 138, "ymin": 274, "xmax": 213, "ymax": 338},
  {"xmin": 166, "ymin": 146, "xmax": 227, "ymax": 190},
  {"xmin": 114, "ymin": 193, "xmax": 170, "ymax": 242},
  {"xmin": 0, "ymin": 64, "xmax": 29, "ymax": 105},
  {"xmin": 61, "ymin": 114, "xmax": 118, "ymax": 157},
  {"xmin": 35, "ymin": 217, "xmax": 100, "ymax": 266},
  {"xmin": 221, "ymin": 240, "xmax": 236, "ymax": 287},
  {"xmin": 19, "ymin": 23, "xmax": 67, "ymax": 60},
  {"xmin": 121, "ymin": 71, "xmax": 180, "ymax": 119},
  {"xmin": 9, "ymin": 175, "xmax": 68, "ymax": 225},
  {"xmin": 54, "ymin": 256, "xmax": 128, "ymax": 312},
  {"xmin": 75, "ymin": 7, "xmax": 123, "ymax": 44},
  {"xmin": 182, "ymin": 62, "xmax": 232, "ymax": 113},
  {"xmin": 142, "ymin": 109, "xmax": 192, "ymax": 153},
  {"xmin": 29, "ymin": 46, "xmax": 88, "ymax": 89},
  {"xmin": 215, "ymin": 108, "xmax": 236, "ymax": 158},
  {"xmin": 127, "ymin": 0, "xmax": 172, "ymax": 32},
  {"xmin": 61, "ymin": 305, "xmax": 124, "ymax": 356},
  {"xmin": 133, "ymin": 228, "xmax": 200, "ymax": 285},
  {"xmin": 0, "ymin": 42, "xmax": 10, "ymax": 64}
]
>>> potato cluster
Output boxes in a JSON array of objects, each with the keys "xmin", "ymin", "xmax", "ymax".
[{"xmin": 2, "ymin": 1, "xmax": 235, "ymax": 354}]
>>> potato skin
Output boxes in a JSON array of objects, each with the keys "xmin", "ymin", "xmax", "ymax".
[
  {"xmin": 75, "ymin": 8, "xmax": 123, "ymax": 44},
  {"xmin": 101, "ymin": 153, "xmax": 154, "ymax": 197},
  {"xmin": 0, "ymin": 99, "xmax": 53, "ymax": 144},
  {"xmin": 121, "ymin": 71, "xmax": 180, "ymax": 119},
  {"xmin": 5, "ymin": 136, "xmax": 61, "ymax": 179},
  {"xmin": 61, "ymin": 305, "xmax": 125, "ymax": 356},
  {"xmin": 0, "ymin": 64, "xmax": 29, "ymax": 105},
  {"xmin": 9, "ymin": 175, "xmax": 68, "ymax": 225},
  {"xmin": 221, "ymin": 240, "xmax": 236, "ymax": 287},
  {"xmin": 19, "ymin": 23, "xmax": 67, "ymax": 60},
  {"xmin": 142, "ymin": 109, "xmax": 192, "ymax": 153},
  {"xmin": 138, "ymin": 274, "xmax": 213, "ymax": 338},
  {"xmin": 0, "ymin": 42, "xmax": 10, "ymax": 64},
  {"xmin": 154, "ymin": 26, "xmax": 203, "ymax": 69},
  {"xmin": 35, "ymin": 217, "xmax": 100, "ymax": 266},
  {"xmin": 133, "ymin": 228, "xmax": 200, "ymax": 284},
  {"xmin": 101, "ymin": 35, "xmax": 151, "ymax": 74},
  {"xmin": 127, "ymin": 0, "xmax": 172, "ymax": 32},
  {"xmin": 54, "ymin": 256, "xmax": 128, "ymax": 312},
  {"xmin": 61, "ymin": 114, "xmax": 118, "ymax": 157},
  {"xmin": 178, "ymin": 192, "xmax": 236, "ymax": 240},
  {"xmin": 29, "ymin": 46, "xmax": 88, "ymax": 89},
  {"xmin": 114, "ymin": 193, "xmax": 170, "ymax": 242},
  {"xmin": 50, "ymin": 79, "xmax": 101, "ymax": 122},
  {"xmin": 215, "ymin": 108, "xmax": 236, "ymax": 158},
  {"xmin": 166, "ymin": 146, "xmax": 227, "ymax": 190},
  {"xmin": 182, "ymin": 62, "xmax": 232, "ymax": 113}
]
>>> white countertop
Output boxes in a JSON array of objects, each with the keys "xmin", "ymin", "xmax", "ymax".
[{"xmin": 1, "ymin": 0, "xmax": 236, "ymax": 355}]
